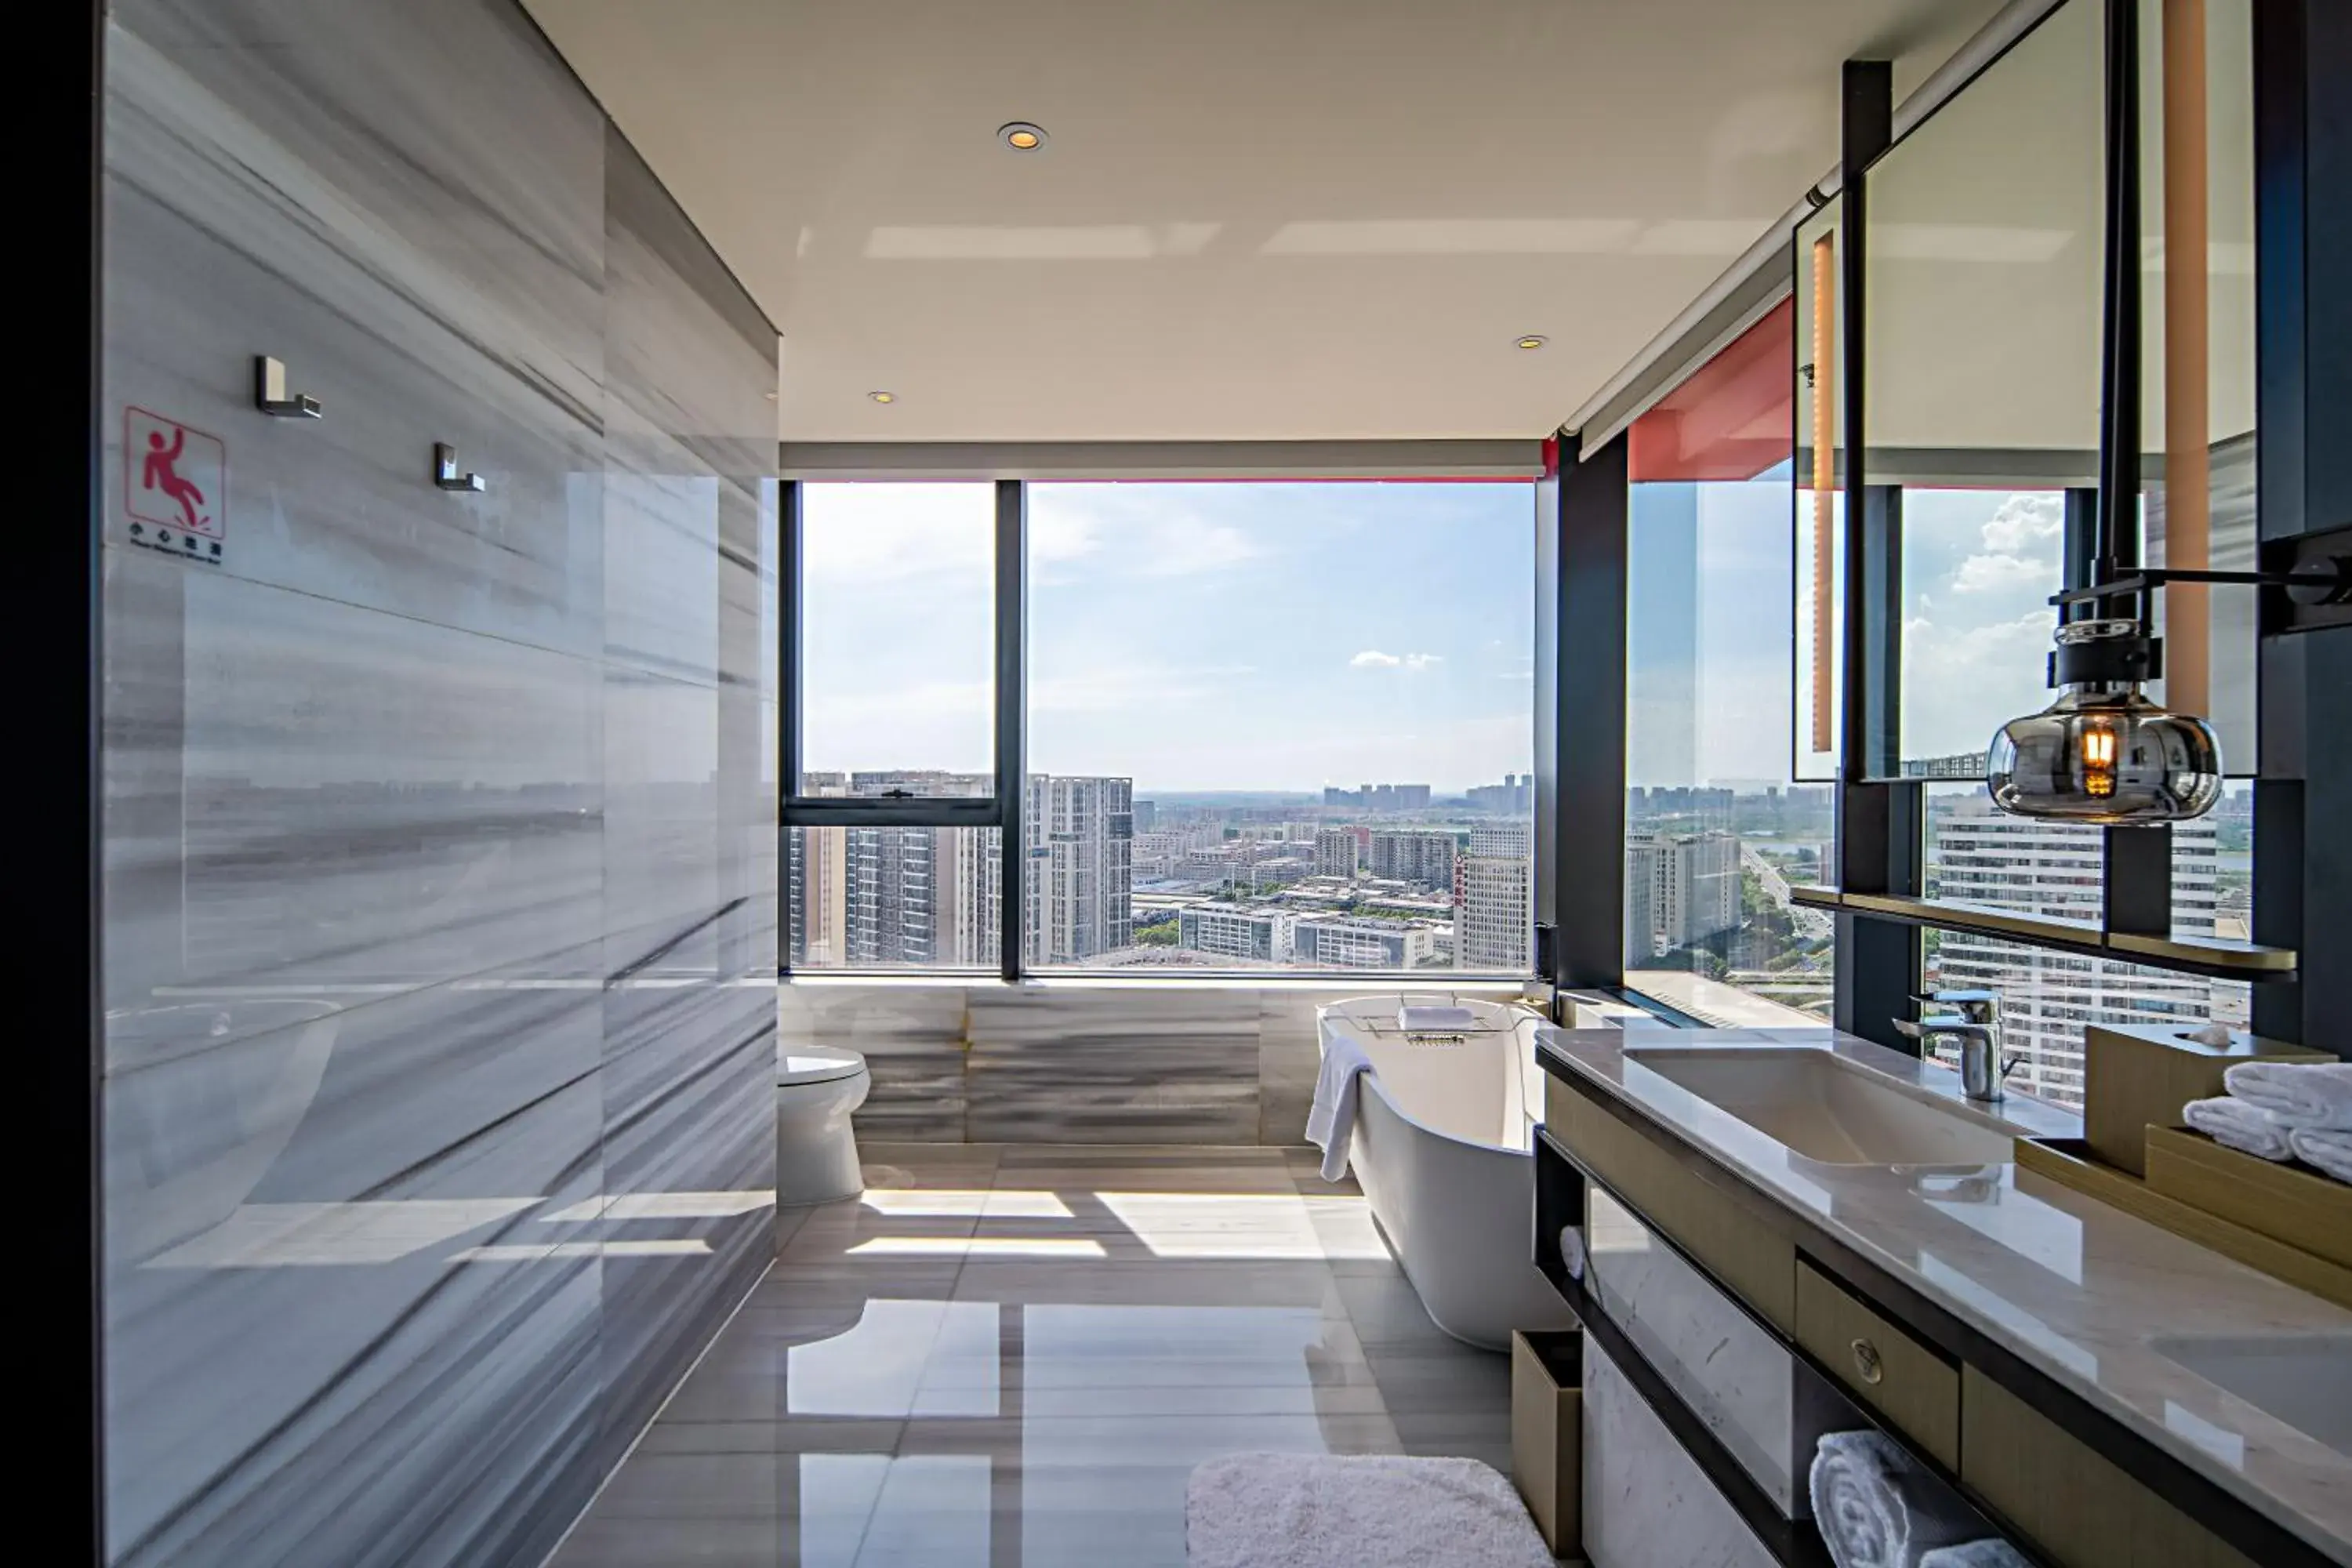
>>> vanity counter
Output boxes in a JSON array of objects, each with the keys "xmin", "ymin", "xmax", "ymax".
[{"xmin": 1538, "ymin": 1025, "xmax": 2352, "ymax": 1566}]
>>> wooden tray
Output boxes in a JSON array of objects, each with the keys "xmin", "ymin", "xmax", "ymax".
[
  {"xmin": 2013, "ymin": 1136, "xmax": 2352, "ymax": 1312},
  {"xmin": 2143, "ymin": 1124, "xmax": 2352, "ymax": 1269}
]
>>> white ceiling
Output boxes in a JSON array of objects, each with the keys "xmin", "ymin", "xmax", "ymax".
[{"xmin": 527, "ymin": 0, "xmax": 2004, "ymax": 442}]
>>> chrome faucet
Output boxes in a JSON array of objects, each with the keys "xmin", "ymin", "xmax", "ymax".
[{"xmin": 1893, "ymin": 989, "xmax": 2024, "ymax": 1103}]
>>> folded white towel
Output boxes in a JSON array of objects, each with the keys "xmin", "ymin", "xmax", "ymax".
[
  {"xmin": 1559, "ymin": 1225, "xmax": 1586, "ymax": 1282},
  {"xmin": 1306, "ymin": 1033, "xmax": 1375, "ymax": 1181},
  {"xmin": 2221, "ymin": 1061, "xmax": 2352, "ymax": 1130},
  {"xmin": 1809, "ymin": 1430, "xmax": 1983, "ymax": 1568},
  {"xmin": 1918, "ymin": 1542, "xmax": 2031, "ymax": 1568},
  {"xmin": 2183, "ymin": 1095, "xmax": 2295, "ymax": 1161},
  {"xmin": 2289, "ymin": 1127, "xmax": 2352, "ymax": 1185}
]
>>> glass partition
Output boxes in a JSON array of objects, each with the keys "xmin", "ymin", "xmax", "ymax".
[
  {"xmin": 1625, "ymin": 301, "xmax": 1833, "ymax": 1023},
  {"xmin": 1791, "ymin": 202, "xmax": 1843, "ymax": 782},
  {"xmin": 2140, "ymin": 0, "xmax": 2259, "ymax": 771},
  {"xmin": 1864, "ymin": 0, "xmax": 2104, "ymax": 778}
]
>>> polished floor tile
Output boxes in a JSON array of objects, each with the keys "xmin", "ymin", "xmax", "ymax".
[{"xmin": 549, "ymin": 1146, "xmax": 1514, "ymax": 1566}]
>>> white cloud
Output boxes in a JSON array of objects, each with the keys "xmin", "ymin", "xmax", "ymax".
[
  {"xmin": 1952, "ymin": 551, "xmax": 2052, "ymax": 593},
  {"xmin": 1950, "ymin": 492, "xmax": 2065, "ymax": 595},
  {"xmin": 1900, "ymin": 609, "xmax": 2060, "ymax": 757},
  {"xmin": 1351, "ymin": 650, "xmax": 1402, "ymax": 668},
  {"xmin": 1405, "ymin": 653, "xmax": 1444, "ymax": 671},
  {"xmin": 1980, "ymin": 492, "xmax": 2064, "ymax": 555}
]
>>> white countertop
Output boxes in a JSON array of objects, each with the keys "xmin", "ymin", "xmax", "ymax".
[{"xmin": 1537, "ymin": 1024, "xmax": 2352, "ymax": 1565}]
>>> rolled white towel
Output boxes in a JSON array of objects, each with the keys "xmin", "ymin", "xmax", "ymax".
[
  {"xmin": 1809, "ymin": 1430, "xmax": 1982, "ymax": 1568},
  {"xmin": 2289, "ymin": 1127, "xmax": 2352, "ymax": 1185},
  {"xmin": 2220, "ymin": 1061, "xmax": 2352, "ymax": 1130},
  {"xmin": 2183, "ymin": 1095, "xmax": 2295, "ymax": 1162},
  {"xmin": 1918, "ymin": 1542, "xmax": 2032, "ymax": 1568},
  {"xmin": 1559, "ymin": 1225, "xmax": 1586, "ymax": 1282}
]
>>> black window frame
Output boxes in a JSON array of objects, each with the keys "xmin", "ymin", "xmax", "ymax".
[{"xmin": 779, "ymin": 469, "xmax": 1545, "ymax": 984}]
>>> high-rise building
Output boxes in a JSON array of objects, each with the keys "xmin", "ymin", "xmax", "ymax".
[
  {"xmin": 802, "ymin": 771, "xmax": 1131, "ymax": 969},
  {"xmin": 1293, "ymin": 917, "xmax": 1436, "ymax": 968},
  {"xmin": 1457, "ymin": 822, "xmax": 1532, "ymax": 971},
  {"xmin": 1324, "ymin": 782, "xmax": 1433, "ymax": 811},
  {"xmin": 1369, "ymin": 829, "xmax": 1457, "ymax": 886},
  {"xmin": 1132, "ymin": 798, "xmax": 1157, "ymax": 833},
  {"xmin": 1314, "ymin": 826, "xmax": 1360, "ymax": 879},
  {"xmin": 1466, "ymin": 775, "xmax": 1534, "ymax": 815},
  {"xmin": 1924, "ymin": 794, "xmax": 2230, "ymax": 1107},
  {"xmin": 1028, "ymin": 775, "xmax": 1134, "ymax": 964},
  {"xmin": 1624, "ymin": 829, "xmax": 1740, "ymax": 961},
  {"xmin": 1177, "ymin": 903, "xmax": 1294, "ymax": 963}
]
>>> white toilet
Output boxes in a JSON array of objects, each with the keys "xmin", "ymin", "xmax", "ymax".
[{"xmin": 775, "ymin": 1044, "xmax": 872, "ymax": 1207}]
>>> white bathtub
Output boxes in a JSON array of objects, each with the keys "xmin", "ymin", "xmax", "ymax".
[{"xmin": 1316, "ymin": 994, "xmax": 1577, "ymax": 1351}]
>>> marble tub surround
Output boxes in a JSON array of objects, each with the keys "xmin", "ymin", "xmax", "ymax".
[
  {"xmin": 100, "ymin": 1, "xmax": 780, "ymax": 1563},
  {"xmin": 782, "ymin": 979, "xmax": 1538, "ymax": 1147},
  {"xmin": 1541, "ymin": 1027, "xmax": 2352, "ymax": 1563}
]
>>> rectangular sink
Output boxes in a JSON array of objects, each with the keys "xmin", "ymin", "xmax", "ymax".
[
  {"xmin": 2152, "ymin": 1334, "xmax": 2352, "ymax": 1456},
  {"xmin": 1624, "ymin": 1047, "xmax": 2021, "ymax": 1166}
]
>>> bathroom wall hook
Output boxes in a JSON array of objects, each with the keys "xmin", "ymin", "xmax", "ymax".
[
  {"xmin": 432, "ymin": 443, "xmax": 485, "ymax": 493},
  {"xmin": 254, "ymin": 356, "xmax": 321, "ymax": 418}
]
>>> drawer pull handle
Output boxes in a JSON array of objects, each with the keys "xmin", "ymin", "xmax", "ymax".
[{"xmin": 1851, "ymin": 1338, "xmax": 1885, "ymax": 1385}]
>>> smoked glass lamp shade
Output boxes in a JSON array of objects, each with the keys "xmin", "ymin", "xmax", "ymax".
[{"xmin": 1987, "ymin": 687, "xmax": 2223, "ymax": 825}]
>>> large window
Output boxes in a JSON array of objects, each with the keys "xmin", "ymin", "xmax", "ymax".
[
  {"xmin": 1025, "ymin": 481, "xmax": 1535, "ymax": 972},
  {"xmin": 782, "ymin": 475, "xmax": 1538, "ymax": 975},
  {"xmin": 799, "ymin": 481, "xmax": 995, "ymax": 793},
  {"xmin": 1919, "ymin": 782, "xmax": 2252, "ymax": 1106},
  {"xmin": 1624, "ymin": 303, "xmax": 1835, "ymax": 1025}
]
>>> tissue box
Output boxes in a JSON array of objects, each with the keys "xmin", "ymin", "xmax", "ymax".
[{"xmin": 2083, "ymin": 1022, "xmax": 2326, "ymax": 1177}]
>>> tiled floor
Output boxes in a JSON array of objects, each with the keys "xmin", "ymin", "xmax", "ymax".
[{"xmin": 550, "ymin": 1145, "xmax": 1514, "ymax": 1566}]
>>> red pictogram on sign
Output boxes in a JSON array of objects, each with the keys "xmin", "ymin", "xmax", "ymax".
[{"xmin": 124, "ymin": 407, "xmax": 227, "ymax": 559}]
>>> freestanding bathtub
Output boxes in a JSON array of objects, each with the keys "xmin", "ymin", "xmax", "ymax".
[{"xmin": 1316, "ymin": 994, "xmax": 1577, "ymax": 1350}]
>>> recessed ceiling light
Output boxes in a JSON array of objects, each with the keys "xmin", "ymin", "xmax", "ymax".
[
  {"xmin": 1515, "ymin": 335, "xmax": 1548, "ymax": 351},
  {"xmin": 868, "ymin": 390, "xmax": 897, "ymax": 405},
  {"xmin": 999, "ymin": 122, "xmax": 1047, "ymax": 152}
]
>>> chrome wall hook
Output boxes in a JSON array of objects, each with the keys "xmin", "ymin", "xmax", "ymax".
[
  {"xmin": 432, "ymin": 443, "xmax": 485, "ymax": 492},
  {"xmin": 254, "ymin": 355, "xmax": 321, "ymax": 418}
]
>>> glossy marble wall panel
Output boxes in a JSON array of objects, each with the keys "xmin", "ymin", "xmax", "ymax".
[
  {"xmin": 102, "ymin": 550, "xmax": 607, "ymax": 1045},
  {"xmin": 99, "ymin": 2, "xmax": 779, "ymax": 1563},
  {"xmin": 966, "ymin": 987, "xmax": 1262, "ymax": 1143},
  {"xmin": 782, "ymin": 983, "xmax": 1530, "ymax": 1146},
  {"xmin": 103, "ymin": 15, "xmax": 607, "ymax": 659},
  {"xmin": 593, "ymin": 124, "xmax": 779, "ymax": 1466},
  {"xmin": 780, "ymin": 987, "xmax": 969, "ymax": 1142}
]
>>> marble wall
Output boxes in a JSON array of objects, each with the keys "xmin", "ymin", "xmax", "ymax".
[
  {"xmin": 99, "ymin": 5, "xmax": 779, "ymax": 1566},
  {"xmin": 782, "ymin": 982, "xmax": 1537, "ymax": 1145}
]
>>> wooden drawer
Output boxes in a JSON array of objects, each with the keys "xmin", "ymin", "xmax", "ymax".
[
  {"xmin": 1794, "ymin": 1258, "xmax": 1960, "ymax": 1472},
  {"xmin": 1552, "ymin": 1076, "xmax": 1795, "ymax": 1331},
  {"xmin": 1961, "ymin": 1368, "xmax": 2259, "ymax": 1568}
]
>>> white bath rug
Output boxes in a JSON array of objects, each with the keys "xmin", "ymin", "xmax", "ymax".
[{"xmin": 1186, "ymin": 1453, "xmax": 1555, "ymax": 1568}]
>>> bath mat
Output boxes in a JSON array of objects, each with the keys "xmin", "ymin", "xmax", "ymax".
[{"xmin": 1186, "ymin": 1453, "xmax": 1554, "ymax": 1568}]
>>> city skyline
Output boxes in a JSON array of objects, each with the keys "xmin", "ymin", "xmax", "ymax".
[{"xmin": 790, "ymin": 764, "xmax": 1536, "ymax": 973}]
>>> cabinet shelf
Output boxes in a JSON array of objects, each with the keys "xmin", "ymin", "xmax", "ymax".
[{"xmin": 1788, "ymin": 888, "xmax": 2296, "ymax": 982}]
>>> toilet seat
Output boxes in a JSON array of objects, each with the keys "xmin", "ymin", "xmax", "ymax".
[{"xmin": 779, "ymin": 1046, "xmax": 867, "ymax": 1087}]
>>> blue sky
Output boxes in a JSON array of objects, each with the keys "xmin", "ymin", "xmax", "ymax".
[
  {"xmin": 800, "ymin": 481, "xmax": 1535, "ymax": 794},
  {"xmin": 799, "ymin": 475, "xmax": 2190, "ymax": 796}
]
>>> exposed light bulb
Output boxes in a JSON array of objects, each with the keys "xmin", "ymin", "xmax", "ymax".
[{"xmin": 1987, "ymin": 619, "xmax": 2221, "ymax": 825}]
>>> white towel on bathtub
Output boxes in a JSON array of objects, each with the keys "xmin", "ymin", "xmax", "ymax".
[{"xmin": 1307, "ymin": 1033, "xmax": 1376, "ymax": 1181}]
